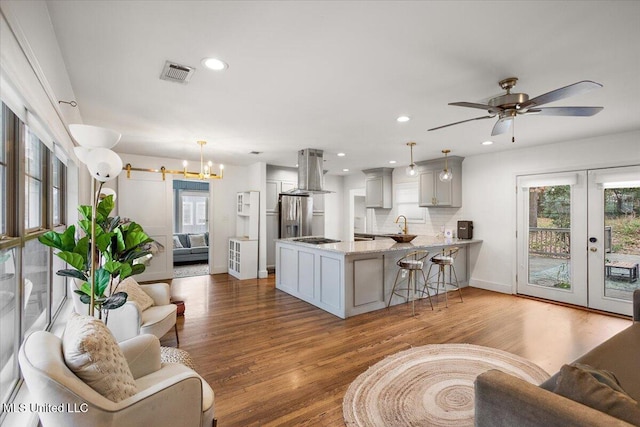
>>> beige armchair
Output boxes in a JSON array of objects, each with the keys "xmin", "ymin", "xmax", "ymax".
[
  {"xmin": 19, "ymin": 331, "xmax": 215, "ymax": 427},
  {"xmin": 70, "ymin": 280, "xmax": 179, "ymax": 344}
]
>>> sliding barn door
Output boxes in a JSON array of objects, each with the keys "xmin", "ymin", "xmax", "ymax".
[{"xmin": 117, "ymin": 171, "xmax": 173, "ymax": 282}]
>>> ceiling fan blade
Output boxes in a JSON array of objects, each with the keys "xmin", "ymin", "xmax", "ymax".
[
  {"xmin": 530, "ymin": 106, "xmax": 604, "ymax": 116},
  {"xmin": 428, "ymin": 115, "xmax": 495, "ymax": 132},
  {"xmin": 519, "ymin": 80, "xmax": 603, "ymax": 110},
  {"xmin": 449, "ymin": 102, "xmax": 503, "ymax": 114},
  {"xmin": 491, "ymin": 117, "xmax": 513, "ymax": 136}
]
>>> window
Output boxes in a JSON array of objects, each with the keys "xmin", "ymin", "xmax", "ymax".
[
  {"xmin": 0, "ymin": 105, "xmax": 6, "ymax": 236},
  {"xmin": 25, "ymin": 128, "xmax": 46, "ymax": 231},
  {"xmin": 0, "ymin": 101, "xmax": 68, "ymax": 409},
  {"xmin": 51, "ymin": 157, "xmax": 65, "ymax": 227},
  {"xmin": 182, "ymin": 202, "xmax": 193, "ymax": 226}
]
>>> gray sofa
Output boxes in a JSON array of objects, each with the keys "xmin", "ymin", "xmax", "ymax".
[
  {"xmin": 475, "ymin": 289, "xmax": 640, "ymax": 427},
  {"xmin": 173, "ymin": 233, "xmax": 209, "ymax": 263}
]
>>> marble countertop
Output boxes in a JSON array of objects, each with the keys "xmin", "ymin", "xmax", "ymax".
[{"xmin": 277, "ymin": 236, "xmax": 482, "ymax": 255}]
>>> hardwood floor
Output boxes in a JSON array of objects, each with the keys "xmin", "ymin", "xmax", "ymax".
[{"xmin": 159, "ymin": 273, "xmax": 631, "ymax": 427}]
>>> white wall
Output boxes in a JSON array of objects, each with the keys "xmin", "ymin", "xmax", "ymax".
[
  {"xmin": 462, "ymin": 130, "xmax": 640, "ymax": 294},
  {"xmin": 323, "ymin": 174, "xmax": 344, "ymax": 240}
]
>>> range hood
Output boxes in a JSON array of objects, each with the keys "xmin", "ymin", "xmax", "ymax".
[{"xmin": 285, "ymin": 148, "xmax": 334, "ymax": 194}]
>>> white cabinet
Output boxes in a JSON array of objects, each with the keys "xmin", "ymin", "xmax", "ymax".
[
  {"xmin": 363, "ymin": 168, "xmax": 393, "ymax": 209},
  {"xmin": 236, "ymin": 191, "xmax": 259, "ymax": 239},
  {"xmin": 417, "ymin": 156, "xmax": 463, "ymax": 207},
  {"xmin": 228, "ymin": 238, "xmax": 258, "ymax": 280}
]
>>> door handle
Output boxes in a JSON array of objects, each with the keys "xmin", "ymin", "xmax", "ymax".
[{"xmin": 589, "ymin": 247, "xmax": 597, "ymax": 252}]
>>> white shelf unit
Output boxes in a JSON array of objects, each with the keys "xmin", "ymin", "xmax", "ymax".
[
  {"xmin": 229, "ymin": 190, "xmax": 259, "ymax": 279},
  {"xmin": 236, "ymin": 191, "xmax": 259, "ymax": 239},
  {"xmin": 228, "ymin": 238, "xmax": 258, "ymax": 280}
]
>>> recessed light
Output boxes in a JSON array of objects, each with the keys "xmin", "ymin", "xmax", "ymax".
[
  {"xmin": 201, "ymin": 57, "xmax": 228, "ymax": 71},
  {"xmin": 389, "ymin": 160, "xmax": 397, "ymax": 164},
  {"xmin": 396, "ymin": 116, "xmax": 410, "ymax": 122},
  {"xmin": 343, "ymin": 168, "xmax": 349, "ymax": 172},
  {"xmin": 482, "ymin": 140, "xmax": 494, "ymax": 146},
  {"xmin": 337, "ymin": 152, "xmax": 346, "ymax": 157}
]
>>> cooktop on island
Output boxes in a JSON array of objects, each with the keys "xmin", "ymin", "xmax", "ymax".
[{"xmin": 292, "ymin": 237, "xmax": 341, "ymax": 245}]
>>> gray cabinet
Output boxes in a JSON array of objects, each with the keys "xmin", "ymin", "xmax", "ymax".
[
  {"xmin": 417, "ymin": 156, "xmax": 463, "ymax": 207},
  {"xmin": 266, "ymin": 179, "xmax": 296, "ymax": 213},
  {"xmin": 363, "ymin": 168, "xmax": 393, "ymax": 209}
]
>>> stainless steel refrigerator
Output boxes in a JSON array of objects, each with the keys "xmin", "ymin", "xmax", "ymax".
[{"xmin": 278, "ymin": 193, "xmax": 313, "ymax": 238}]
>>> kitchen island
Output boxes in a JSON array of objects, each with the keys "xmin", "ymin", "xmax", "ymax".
[{"xmin": 275, "ymin": 236, "xmax": 481, "ymax": 319}]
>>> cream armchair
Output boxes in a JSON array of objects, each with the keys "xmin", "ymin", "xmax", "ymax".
[
  {"xmin": 70, "ymin": 280, "xmax": 179, "ymax": 344},
  {"xmin": 19, "ymin": 331, "xmax": 215, "ymax": 427}
]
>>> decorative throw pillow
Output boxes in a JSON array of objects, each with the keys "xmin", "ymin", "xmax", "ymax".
[
  {"xmin": 554, "ymin": 364, "xmax": 640, "ymax": 425},
  {"xmin": 173, "ymin": 235, "xmax": 183, "ymax": 249},
  {"xmin": 189, "ymin": 234, "xmax": 206, "ymax": 248},
  {"xmin": 117, "ymin": 277, "xmax": 154, "ymax": 312},
  {"xmin": 62, "ymin": 313, "xmax": 137, "ymax": 402}
]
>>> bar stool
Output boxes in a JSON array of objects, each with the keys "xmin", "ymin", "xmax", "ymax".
[
  {"xmin": 387, "ymin": 250, "xmax": 434, "ymax": 315},
  {"xmin": 425, "ymin": 247, "xmax": 463, "ymax": 308}
]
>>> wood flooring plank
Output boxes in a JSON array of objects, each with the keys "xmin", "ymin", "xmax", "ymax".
[{"xmin": 158, "ymin": 273, "xmax": 632, "ymax": 426}]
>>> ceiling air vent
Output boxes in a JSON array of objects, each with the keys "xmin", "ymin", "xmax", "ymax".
[
  {"xmin": 249, "ymin": 151, "xmax": 262, "ymax": 155},
  {"xmin": 160, "ymin": 61, "xmax": 195, "ymax": 84}
]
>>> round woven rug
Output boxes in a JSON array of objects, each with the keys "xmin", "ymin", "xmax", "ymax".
[{"xmin": 343, "ymin": 343, "xmax": 549, "ymax": 427}]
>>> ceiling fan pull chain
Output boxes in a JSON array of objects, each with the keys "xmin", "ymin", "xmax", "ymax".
[{"xmin": 512, "ymin": 118, "xmax": 516, "ymax": 143}]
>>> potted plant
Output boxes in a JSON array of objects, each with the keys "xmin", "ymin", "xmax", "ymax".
[{"xmin": 38, "ymin": 192, "xmax": 153, "ymax": 322}]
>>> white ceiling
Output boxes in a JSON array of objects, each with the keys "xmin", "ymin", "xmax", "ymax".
[{"xmin": 45, "ymin": 1, "xmax": 640, "ymax": 175}]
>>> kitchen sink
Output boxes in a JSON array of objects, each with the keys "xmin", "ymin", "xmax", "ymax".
[{"xmin": 385, "ymin": 234, "xmax": 417, "ymax": 243}]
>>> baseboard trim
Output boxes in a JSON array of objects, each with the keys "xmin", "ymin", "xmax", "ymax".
[
  {"xmin": 258, "ymin": 269, "xmax": 269, "ymax": 279},
  {"xmin": 469, "ymin": 279, "xmax": 513, "ymax": 294}
]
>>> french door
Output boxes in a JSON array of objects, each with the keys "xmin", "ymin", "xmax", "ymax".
[{"xmin": 517, "ymin": 166, "xmax": 640, "ymax": 316}]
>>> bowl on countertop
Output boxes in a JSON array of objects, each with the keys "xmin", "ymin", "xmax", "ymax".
[{"xmin": 385, "ymin": 234, "xmax": 417, "ymax": 243}]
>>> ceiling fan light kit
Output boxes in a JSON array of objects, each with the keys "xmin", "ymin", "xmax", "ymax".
[{"xmin": 428, "ymin": 77, "xmax": 604, "ymax": 143}]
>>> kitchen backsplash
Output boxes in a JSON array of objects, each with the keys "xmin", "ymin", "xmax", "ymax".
[{"xmin": 368, "ymin": 207, "xmax": 465, "ymax": 237}]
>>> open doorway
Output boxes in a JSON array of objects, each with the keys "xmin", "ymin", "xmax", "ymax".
[{"xmin": 173, "ymin": 180, "xmax": 210, "ymax": 277}]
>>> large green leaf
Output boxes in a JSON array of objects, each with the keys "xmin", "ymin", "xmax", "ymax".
[
  {"xmin": 78, "ymin": 205, "xmax": 92, "ymax": 221},
  {"xmin": 118, "ymin": 263, "xmax": 133, "ymax": 280},
  {"xmin": 103, "ymin": 260, "xmax": 122, "ymax": 275},
  {"xmin": 125, "ymin": 227, "xmax": 152, "ymax": 250},
  {"xmin": 79, "ymin": 218, "xmax": 91, "ymax": 235},
  {"xmin": 56, "ymin": 269, "xmax": 87, "ymax": 281},
  {"xmin": 114, "ymin": 227, "xmax": 126, "ymax": 253},
  {"xmin": 74, "ymin": 290, "xmax": 91, "ymax": 305},
  {"xmin": 95, "ymin": 233, "xmax": 112, "ymax": 253},
  {"xmin": 101, "ymin": 292, "xmax": 128, "ymax": 310},
  {"xmin": 94, "ymin": 268, "xmax": 111, "ymax": 297},
  {"xmin": 97, "ymin": 195, "xmax": 115, "ymax": 219},
  {"xmin": 130, "ymin": 263, "xmax": 146, "ymax": 276},
  {"xmin": 74, "ymin": 236, "xmax": 90, "ymax": 263},
  {"xmin": 57, "ymin": 251, "xmax": 85, "ymax": 271},
  {"xmin": 38, "ymin": 225, "xmax": 77, "ymax": 251}
]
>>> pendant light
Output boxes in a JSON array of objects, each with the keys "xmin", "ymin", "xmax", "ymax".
[
  {"xmin": 439, "ymin": 149, "xmax": 453, "ymax": 182},
  {"xmin": 405, "ymin": 142, "xmax": 417, "ymax": 176}
]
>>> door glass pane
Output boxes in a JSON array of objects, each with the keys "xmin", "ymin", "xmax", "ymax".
[
  {"xmin": 0, "ymin": 248, "xmax": 19, "ymax": 403},
  {"xmin": 528, "ymin": 185, "xmax": 571, "ymax": 289},
  {"xmin": 604, "ymin": 186, "xmax": 640, "ymax": 300},
  {"xmin": 23, "ymin": 238, "xmax": 49, "ymax": 334}
]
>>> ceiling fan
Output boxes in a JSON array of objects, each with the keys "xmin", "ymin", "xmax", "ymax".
[{"xmin": 428, "ymin": 77, "xmax": 604, "ymax": 142}]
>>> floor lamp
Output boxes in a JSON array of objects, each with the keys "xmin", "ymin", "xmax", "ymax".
[{"xmin": 70, "ymin": 125, "xmax": 123, "ymax": 317}]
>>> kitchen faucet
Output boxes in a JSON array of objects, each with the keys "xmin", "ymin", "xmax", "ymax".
[{"xmin": 395, "ymin": 215, "xmax": 408, "ymax": 234}]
